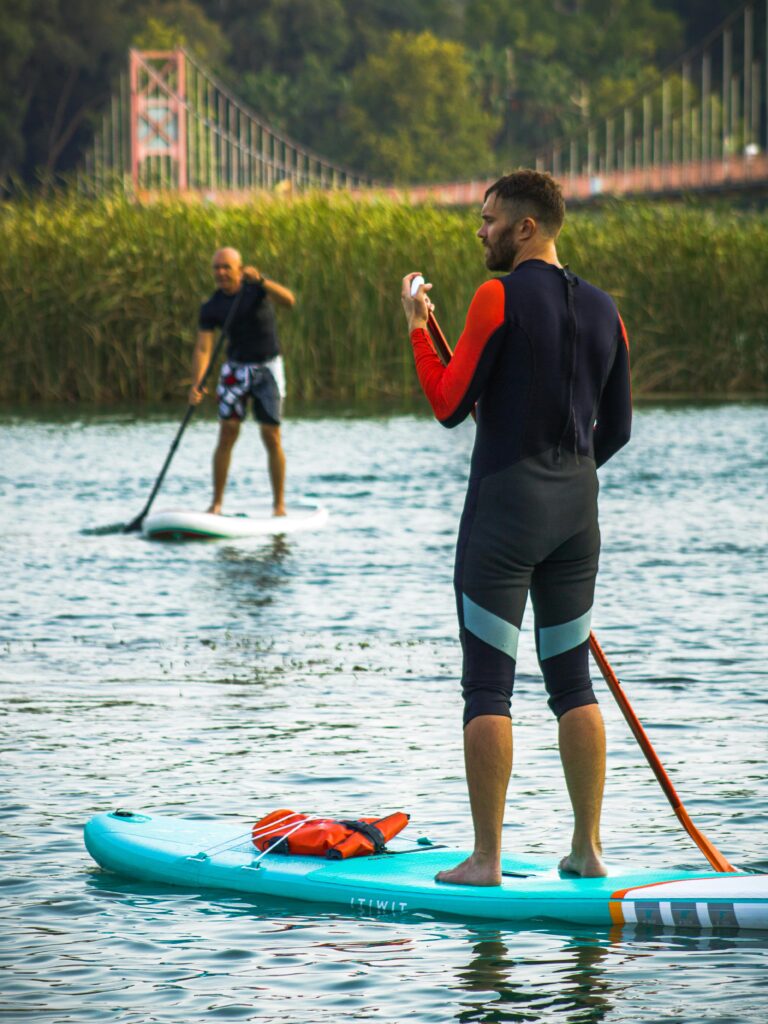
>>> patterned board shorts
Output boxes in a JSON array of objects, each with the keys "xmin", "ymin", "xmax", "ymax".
[{"xmin": 216, "ymin": 358, "xmax": 285, "ymax": 425}]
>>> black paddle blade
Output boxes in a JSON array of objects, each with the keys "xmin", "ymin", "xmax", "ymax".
[
  {"xmin": 122, "ymin": 514, "xmax": 144, "ymax": 533},
  {"xmin": 80, "ymin": 522, "xmax": 130, "ymax": 536}
]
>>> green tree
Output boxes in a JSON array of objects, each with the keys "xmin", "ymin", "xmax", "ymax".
[
  {"xmin": 6, "ymin": 0, "xmax": 138, "ymax": 185},
  {"xmin": 463, "ymin": 0, "xmax": 683, "ymax": 160},
  {"xmin": 0, "ymin": 0, "xmax": 36, "ymax": 182},
  {"xmin": 200, "ymin": 0, "xmax": 464, "ymax": 161},
  {"xmin": 342, "ymin": 30, "xmax": 499, "ymax": 182},
  {"xmin": 132, "ymin": 1, "xmax": 230, "ymax": 66},
  {"xmin": 0, "ymin": 0, "xmax": 735, "ymax": 188},
  {"xmin": 201, "ymin": 0, "xmax": 352, "ymax": 157},
  {"xmin": 200, "ymin": 0, "xmax": 351, "ymax": 77},
  {"xmin": 655, "ymin": 0, "xmax": 736, "ymax": 52},
  {"xmin": 0, "ymin": 0, "xmax": 225, "ymax": 186},
  {"xmin": 200, "ymin": 0, "xmax": 463, "ymax": 74}
]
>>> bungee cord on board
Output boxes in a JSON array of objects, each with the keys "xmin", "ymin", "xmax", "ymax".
[{"xmin": 186, "ymin": 809, "xmax": 427, "ymax": 862}]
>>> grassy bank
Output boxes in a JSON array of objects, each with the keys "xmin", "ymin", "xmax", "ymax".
[{"xmin": 1, "ymin": 193, "xmax": 766, "ymax": 403}]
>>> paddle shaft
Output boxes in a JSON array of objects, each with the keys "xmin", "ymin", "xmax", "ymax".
[
  {"xmin": 420, "ymin": 308, "xmax": 735, "ymax": 873},
  {"xmin": 123, "ymin": 287, "xmax": 244, "ymax": 533},
  {"xmin": 588, "ymin": 633, "xmax": 735, "ymax": 872}
]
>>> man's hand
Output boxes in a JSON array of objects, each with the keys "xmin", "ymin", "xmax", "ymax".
[
  {"xmin": 243, "ymin": 265, "xmax": 263, "ymax": 284},
  {"xmin": 188, "ymin": 383, "xmax": 207, "ymax": 406},
  {"xmin": 401, "ymin": 272, "xmax": 433, "ymax": 332}
]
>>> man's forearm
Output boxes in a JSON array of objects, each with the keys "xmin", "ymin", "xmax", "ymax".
[
  {"xmin": 192, "ymin": 346, "xmax": 210, "ymax": 385},
  {"xmin": 262, "ymin": 278, "xmax": 296, "ymax": 309},
  {"xmin": 191, "ymin": 332, "xmax": 214, "ymax": 389},
  {"xmin": 242, "ymin": 265, "xmax": 295, "ymax": 308}
]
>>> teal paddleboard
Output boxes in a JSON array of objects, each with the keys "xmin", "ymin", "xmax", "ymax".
[{"xmin": 84, "ymin": 811, "xmax": 768, "ymax": 930}]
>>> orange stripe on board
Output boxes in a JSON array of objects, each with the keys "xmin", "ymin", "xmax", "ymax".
[{"xmin": 609, "ymin": 901, "xmax": 625, "ymax": 925}]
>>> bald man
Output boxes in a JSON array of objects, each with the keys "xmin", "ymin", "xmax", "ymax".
[{"xmin": 189, "ymin": 247, "xmax": 295, "ymax": 515}]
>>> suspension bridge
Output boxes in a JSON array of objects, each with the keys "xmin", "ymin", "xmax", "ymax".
[{"xmin": 80, "ymin": 1, "xmax": 768, "ymax": 205}]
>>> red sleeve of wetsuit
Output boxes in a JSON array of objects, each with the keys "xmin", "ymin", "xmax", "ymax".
[
  {"xmin": 594, "ymin": 314, "xmax": 632, "ymax": 467},
  {"xmin": 409, "ymin": 279, "xmax": 506, "ymax": 425}
]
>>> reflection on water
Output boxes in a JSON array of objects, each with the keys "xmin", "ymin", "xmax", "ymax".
[
  {"xmin": 455, "ymin": 928, "xmax": 613, "ymax": 1024},
  {"xmin": 214, "ymin": 536, "xmax": 294, "ymax": 607},
  {"xmin": 1, "ymin": 405, "xmax": 767, "ymax": 1024}
]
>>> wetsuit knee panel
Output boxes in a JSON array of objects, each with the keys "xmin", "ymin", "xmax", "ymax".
[
  {"xmin": 539, "ymin": 640, "xmax": 597, "ymax": 719},
  {"xmin": 463, "ymin": 686, "xmax": 513, "ymax": 726},
  {"xmin": 548, "ymin": 685, "xmax": 598, "ymax": 720},
  {"xmin": 460, "ymin": 628, "xmax": 515, "ymax": 726}
]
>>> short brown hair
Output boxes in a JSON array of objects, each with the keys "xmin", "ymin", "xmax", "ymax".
[{"xmin": 485, "ymin": 169, "xmax": 565, "ymax": 236}]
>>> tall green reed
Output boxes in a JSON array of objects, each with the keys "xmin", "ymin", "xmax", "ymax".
[{"xmin": 0, "ymin": 192, "xmax": 766, "ymax": 403}]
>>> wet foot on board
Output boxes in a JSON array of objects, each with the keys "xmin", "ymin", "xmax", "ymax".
[
  {"xmin": 435, "ymin": 854, "xmax": 502, "ymax": 887},
  {"xmin": 558, "ymin": 851, "xmax": 608, "ymax": 878}
]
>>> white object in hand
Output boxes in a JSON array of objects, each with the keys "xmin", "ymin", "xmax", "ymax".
[{"xmin": 410, "ymin": 275, "xmax": 425, "ymax": 297}]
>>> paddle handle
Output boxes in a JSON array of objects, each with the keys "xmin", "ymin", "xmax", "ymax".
[{"xmin": 422, "ymin": 307, "xmax": 735, "ymax": 873}]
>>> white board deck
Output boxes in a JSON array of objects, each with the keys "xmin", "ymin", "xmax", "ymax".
[{"xmin": 142, "ymin": 504, "xmax": 328, "ymax": 540}]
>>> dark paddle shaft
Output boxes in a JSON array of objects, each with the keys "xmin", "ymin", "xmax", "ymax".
[
  {"xmin": 421, "ymin": 307, "xmax": 736, "ymax": 874},
  {"xmin": 123, "ymin": 287, "xmax": 244, "ymax": 533}
]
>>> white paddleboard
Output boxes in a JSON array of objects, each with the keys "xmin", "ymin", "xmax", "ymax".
[{"xmin": 142, "ymin": 503, "xmax": 328, "ymax": 540}]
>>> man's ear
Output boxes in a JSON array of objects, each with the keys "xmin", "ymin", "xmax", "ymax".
[{"xmin": 518, "ymin": 216, "xmax": 537, "ymax": 240}]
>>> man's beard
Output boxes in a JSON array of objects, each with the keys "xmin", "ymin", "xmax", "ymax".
[{"xmin": 483, "ymin": 223, "xmax": 518, "ymax": 271}]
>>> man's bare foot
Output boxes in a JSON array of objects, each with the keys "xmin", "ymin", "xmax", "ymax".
[
  {"xmin": 272, "ymin": 506, "xmax": 286, "ymax": 517},
  {"xmin": 559, "ymin": 850, "xmax": 607, "ymax": 877},
  {"xmin": 207, "ymin": 503, "xmax": 222, "ymax": 515},
  {"xmin": 435, "ymin": 853, "xmax": 502, "ymax": 887}
]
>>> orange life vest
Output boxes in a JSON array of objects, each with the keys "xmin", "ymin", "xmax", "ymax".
[{"xmin": 251, "ymin": 808, "xmax": 409, "ymax": 860}]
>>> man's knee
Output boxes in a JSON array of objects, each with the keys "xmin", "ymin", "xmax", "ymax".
[
  {"xmin": 217, "ymin": 419, "xmax": 241, "ymax": 449},
  {"xmin": 459, "ymin": 626, "xmax": 516, "ymax": 726},
  {"xmin": 260, "ymin": 424, "xmax": 282, "ymax": 452},
  {"xmin": 539, "ymin": 639, "xmax": 598, "ymax": 719},
  {"xmin": 462, "ymin": 683, "xmax": 512, "ymax": 727},
  {"xmin": 548, "ymin": 683, "xmax": 598, "ymax": 720}
]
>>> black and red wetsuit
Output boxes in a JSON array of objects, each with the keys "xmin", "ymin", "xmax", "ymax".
[{"xmin": 410, "ymin": 260, "xmax": 631, "ymax": 723}]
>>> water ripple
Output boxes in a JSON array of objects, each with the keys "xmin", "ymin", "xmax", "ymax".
[{"xmin": 1, "ymin": 405, "xmax": 767, "ymax": 1023}]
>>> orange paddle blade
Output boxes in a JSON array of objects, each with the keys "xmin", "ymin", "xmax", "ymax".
[{"xmin": 589, "ymin": 632, "xmax": 735, "ymax": 873}]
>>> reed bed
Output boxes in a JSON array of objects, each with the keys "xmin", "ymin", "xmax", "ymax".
[{"xmin": 0, "ymin": 192, "xmax": 766, "ymax": 404}]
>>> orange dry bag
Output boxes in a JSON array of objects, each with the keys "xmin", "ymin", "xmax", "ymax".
[{"xmin": 251, "ymin": 808, "xmax": 409, "ymax": 860}]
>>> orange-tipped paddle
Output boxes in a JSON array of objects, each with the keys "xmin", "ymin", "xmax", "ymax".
[
  {"xmin": 588, "ymin": 632, "xmax": 735, "ymax": 872},
  {"xmin": 420, "ymin": 303, "xmax": 735, "ymax": 873}
]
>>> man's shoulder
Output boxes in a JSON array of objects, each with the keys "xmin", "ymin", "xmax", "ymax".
[
  {"xmin": 500, "ymin": 264, "xmax": 619, "ymax": 323},
  {"xmin": 243, "ymin": 279, "xmax": 267, "ymax": 301},
  {"xmin": 199, "ymin": 289, "xmax": 222, "ymax": 312},
  {"xmin": 573, "ymin": 275, "xmax": 618, "ymax": 314},
  {"xmin": 198, "ymin": 289, "xmax": 226, "ymax": 327}
]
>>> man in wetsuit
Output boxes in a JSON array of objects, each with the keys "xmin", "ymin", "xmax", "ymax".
[
  {"xmin": 401, "ymin": 169, "xmax": 631, "ymax": 885},
  {"xmin": 189, "ymin": 247, "xmax": 295, "ymax": 515}
]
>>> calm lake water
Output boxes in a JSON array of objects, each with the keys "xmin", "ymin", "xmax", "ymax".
[{"xmin": 1, "ymin": 402, "xmax": 767, "ymax": 1023}]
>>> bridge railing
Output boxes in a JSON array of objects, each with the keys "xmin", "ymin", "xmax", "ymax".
[
  {"xmin": 533, "ymin": 1, "xmax": 768, "ymax": 198},
  {"xmin": 78, "ymin": 48, "xmax": 372, "ymax": 197},
  {"xmin": 78, "ymin": 3, "xmax": 768, "ymax": 203}
]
